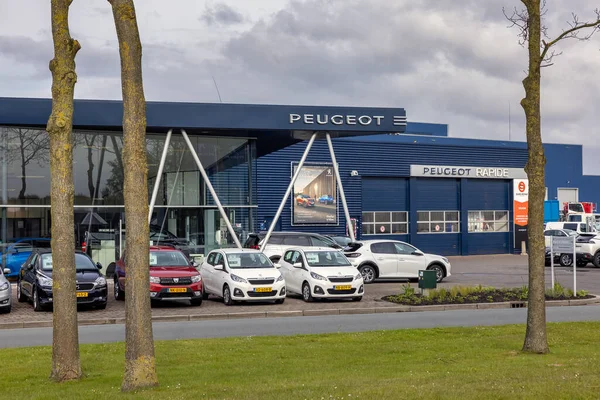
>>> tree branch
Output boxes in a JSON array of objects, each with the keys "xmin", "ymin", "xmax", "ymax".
[{"xmin": 540, "ymin": 9, "xmax": 600, "ymax": 62}]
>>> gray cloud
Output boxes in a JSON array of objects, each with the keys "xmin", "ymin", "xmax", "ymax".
[{"xmin": 200, "ymin": 3, "xmax": 245, "ymax": 26}]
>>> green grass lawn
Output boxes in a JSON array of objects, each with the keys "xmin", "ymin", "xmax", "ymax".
[{"xmin": 2, "ymin": 322, "xmax": 600, "ymax": 399}]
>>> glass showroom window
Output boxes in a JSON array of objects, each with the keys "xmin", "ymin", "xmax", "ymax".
[
  {"xmin": 417, "ymin": 211, "xmax": 460, "ymax": 233},
  {"xmin": 362, "ymin": 211, "xmax": 408, "ymax": 235},
  {"xmin": 468, "ymin": 211, "xmax": 509, "ymax": 233}
]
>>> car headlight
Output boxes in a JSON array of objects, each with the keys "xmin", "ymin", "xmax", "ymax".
[
  {"xmin": 0, "ymin": 282, "xmax": 8, "ymax": 291},
  {"xmin": 191, "ymin": 274, "xmax": 202, "ymax": 283},
  {"xmin": 355, "ymin": 273, "xmax": 362, "ymax": 280},
  {"xmin": 276, "ymin": 274, "xmax": 284, "ymax": 282},
  {"xmin": 230, "ymin": 274, "xmax": 247, "ymax": 283},
  {"xmin": 149, "ymin": 276, "xmax": 161, "ymax": 284},
  {"xmin": 38, "ymin": 274, "xmax": 53, "ymax": 287},
  {"xmin": 94, "ymin": 276, "xmax": 107, "ymax": 287},
  {"xmin": 441, "ymin": 257, "xmax": 449, "ymax": 264},
  {"xmin": 310, "ymin": 272, "xmax": 327, "ymax": 281}
]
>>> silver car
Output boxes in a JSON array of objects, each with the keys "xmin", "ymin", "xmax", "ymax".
[{"xmin": 0, "ymin": 267, "xmax": 11, "ymax": 313}]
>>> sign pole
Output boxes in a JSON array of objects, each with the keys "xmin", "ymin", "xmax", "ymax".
[
  {"xmin": 573, "ymin": 235, "xmax": 577, "ymax": 296},
  {"xmin": 550, "ymin": 240, "xmax": 554, "ymax": 291}
]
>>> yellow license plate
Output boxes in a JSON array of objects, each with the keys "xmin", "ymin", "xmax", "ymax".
[
  {"xmin": 168, "ymin": 288, "xmax": 187, "ymax": 293},
  {"xmin": 334, "ymin": 285, "xmax": 352, "ymax": 291},
  {"xmin": 76, "ymin": 292, "xmax": 88, "ymax": 298},
  {"xmin": 255, "ymin": 287, "xmax": 272, "ymax": 293}
]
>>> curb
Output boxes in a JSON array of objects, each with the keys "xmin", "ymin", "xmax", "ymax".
[{"xmin": 2, "ymin": 295, "xmax": 599, "ymax": 331}]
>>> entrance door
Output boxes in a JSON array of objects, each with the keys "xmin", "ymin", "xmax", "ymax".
[{"xmin": 557, "ymin": 188, "xmax": 578, "ymax": 205}]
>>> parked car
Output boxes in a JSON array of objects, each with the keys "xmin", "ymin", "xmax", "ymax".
[
  {"xmin": 318, "ymin": 195, "xmax": 334, "ymax": 205},
  {"xmin": 545, "ymin": 221, "xmax": 596, "ymax": 235},
  {"xmin": 113, "ymin": 246, "xmax": 203, "ymax": 306},
  {"xmin": 200, "ymin": 249, "xmax": 286, "ymax": 305},
  {"xmin": 17, "ymin": 249, "xmax": 107, "ymax": 311},
  {"xmin": 325, "ymin": 235, "xmax": 353, "ymax": 247},
  {"xmin": 296, "ymin": 194, "xmax": 315, "ymax": 207},
  {"xmin": 278, "ymin": 247, "xmax": 363, "ymax": 302},
  {"xmin": 244, "ymin": 231, "xmax": 342, "ymax": 262},
  {"xmin": 0, "ymin": 266, "xmax": 11, "ymax": 313},
  {"xmin": 344, "ymin": 240, "xmax": 451, "ymax": 283},
  {"xmin": 1, "ymin": 238, "xmax": 52, "ymax": 278},
  {"xmin": 543, "ymin": 228, "xmax": 589, "ymax": 266}
]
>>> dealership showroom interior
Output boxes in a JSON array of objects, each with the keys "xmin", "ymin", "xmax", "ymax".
[{"xmin": 1, "ymin": 95, "xmax": 599, "ymax": 277}]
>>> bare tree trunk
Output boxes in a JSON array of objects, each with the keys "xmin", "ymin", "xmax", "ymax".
[
  {"xmin": 108, "ymin": 0, "xmax": 158, "ymax": 391},
  {"xmin": 86, "ymin": 135, "xmax": 98, "ymax": 199},
  {"xmin": 47, "ymin": 0, "xmax": 82, "ymax": 381},
  {"xmin": 19, "ymin": 134, "xmax": 27, "ymax": 199},
  {"xmin": 520, "ymin": 0, "xmax": 548, "ymax": 354}
]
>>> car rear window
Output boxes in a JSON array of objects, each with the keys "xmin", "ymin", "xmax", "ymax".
[{"xmin": 243, "ymin": 235, "xmax": 260, "ymax": 248}]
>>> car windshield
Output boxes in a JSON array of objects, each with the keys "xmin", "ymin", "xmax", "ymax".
[
  {"xmin": 305, "ymin": 251, "xmax": 352, "ymax": 267},
  {"xmin": 226, "ymin": 253, "xmax": 273, "ymax": 269},
  {"xmin": 149, "ymin": 251, "xmax": 189, "ymax": 267},
  {"xmin": 563, "ymin": 230, "xmax": 578, "ymax": 236},
  {"xmin": 41, "ymin": 253, "xmax": 97, "ymax": 271}
]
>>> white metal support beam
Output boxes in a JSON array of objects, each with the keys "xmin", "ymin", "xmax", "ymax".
[
  {"xmin": 148, "ymin": 129, "xmax": 172, "ymax": 224},
  {"xmin": 181, "ymin": 129, "xmax": 242, "ymax": 249},
  {"xmin": 326, "ymin": 133, "xmax": 355, "ymax": 242},
  {"xmin": 260, "ymin": 133, "xmax": 317, "ymax": 252}
]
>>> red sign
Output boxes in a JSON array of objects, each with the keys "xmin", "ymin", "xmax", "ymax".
[{"xmin": 518, "ymin": 181, "xmax": 526, "ymax": 193}]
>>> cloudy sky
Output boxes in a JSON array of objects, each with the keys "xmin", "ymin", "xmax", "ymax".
[{"xmin": 1, "ymin": 0, "xmax": 599, "ymax": 171}]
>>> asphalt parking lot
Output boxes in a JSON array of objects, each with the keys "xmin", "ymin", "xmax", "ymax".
[{"xmin": 1, "ymin": 254, "xmax": 598, "ymax": 325}]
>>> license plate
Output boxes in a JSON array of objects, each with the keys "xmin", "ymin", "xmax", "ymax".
[
  {"xmin": 334, "ymin": 285, "xmax": 352, "ymax": 291},
  {"xmin": 76, "ymin": 292, "xmax": 88, "ymax": 298},
  {"xmin": 168, "ymin": 288, "xmax": 187, "ymax": 293},
  {"xmin": 255, "ymin": 287, "xmax": 272, "ymax": 293}
]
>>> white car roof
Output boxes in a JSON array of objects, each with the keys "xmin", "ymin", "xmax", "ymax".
[
  {"xmin": 283, "ymin": 246, "xmax": 338, "ymax": 252},
  {"xmin": 352, "ymin": 239, "xmax": 411, "ymax": 245},
  {"xmin": 217, "ymin": 248, "xmax": 264, "ymax": 254}
]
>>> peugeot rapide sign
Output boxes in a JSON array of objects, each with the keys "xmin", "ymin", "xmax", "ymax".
[{"xmin": 410, "ymin": 165, "xmax": 527, "ymax": 180}]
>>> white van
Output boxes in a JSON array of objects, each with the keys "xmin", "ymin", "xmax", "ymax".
[{"xmin": 544, "ymin": 221, "xmax": 596, "ymax": 235}]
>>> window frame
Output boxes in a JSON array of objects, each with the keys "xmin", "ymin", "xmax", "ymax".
[
  {"xmin": 467, "ymin": 210, "xmax": 510, "ymax": 233},
  {"xmin": 361, "ymin": 211, "xmax": 409, "ymax": 236},
  {"xmin": 417, "ymin": 211, "xmax": 461, "ymax": 234}
]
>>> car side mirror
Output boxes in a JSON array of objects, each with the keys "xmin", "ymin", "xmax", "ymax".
[
  {"xmin": 191, "ymin": 261, "xmax": 199, "ymax": 268},
  {"xmin": 411, "ymin": 251, "xmax": 424, "ymax": 256},
  {"xmin": 3, "ymin": 268, "xmax": 9, "ymax": 275},
  {"xmin": 214, "ymin": 264, "xmax": 224, "ymax": 271},
  {"xmin": 273, "ymin": 263, "xmax": 281, "ymax": 269},
  {"xmin": 293, "ymin": 262, "xmax": 303, "ymax": 269}
]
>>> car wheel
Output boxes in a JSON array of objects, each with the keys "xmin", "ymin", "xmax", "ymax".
[
  {"xmin": 352, "ymin": 296, "xmax": 362, "ymax": 302},
  {"xmin": 593, "ymin": 252, "xmax": 600, "ymax": 268},
  {"xmin": 302, "ymin": 282, "xmax": 313, "ymax": 302},
  {"xmin": 359, "ymin": 265, "xmax": 376, "ymax": 284},
  {"xmin": 559, "ymin": 254, "xmax": 573, "ymax": 267},
  {"xmin": 33, "ymin": 287, "xmax": 43, "ymax": 312},
  {"xmin": 105, "ymin": 262, "xmax": 116, "ymax": 277},
  {"xmin": 114, "ymin": 277, "xmax": 125, "ymax": 301},
  {"xmin": 223, "ymin": 285, "xmax": 233, "ymax": 306},
  {"xmin": 427, "ymin": 264, "xmax": 446, "ymax": 283},
  {"xmin": 275, "ymin": 298, "xmax": 285, "ymax": 304},
  {"xmin": 190, "ymin": 298, "xmax": 202, "ymax": 307},
  {"xmin": 17, "ymin": 281, "xmax": 27, "ymax": 303}
]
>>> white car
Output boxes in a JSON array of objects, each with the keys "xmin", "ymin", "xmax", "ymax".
[
  {"xmin": 344, "ymin": 240, "xmax": 451, "ymax": 283},
  {"xmin": 0, "ymin": 267, "xmax": 11, "ymax": 313},
  {"xmin": 200, "ymin": 249, "xmax": 286, "ymax": 305},
  {"xmin": 543, "ymin": 228, "xmax": 578, "ymax": 247},
  {"xmin": 278, "ymin": 247, "xmax": 364, "ymax": 302}
]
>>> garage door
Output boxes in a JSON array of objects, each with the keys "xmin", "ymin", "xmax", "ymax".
[
  {"xmin": 557, "ymin": 188, "xmax": 578, "ymax": 205},
  {"xmin": 412, "ymin": 178, "xmax": 460, "ymax": 256},
  {"xmin": 464, "ymin": 179, "xmax": 510, "ymax": 255}
]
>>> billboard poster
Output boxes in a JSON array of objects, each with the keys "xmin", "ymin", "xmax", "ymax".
[
  {"xmin": 513, "ymin": 179, "xmax": 529, "ymax": 250},
  {"xmin": 291, "ymin": 163, "xmax": 338, "ymax": 225}
]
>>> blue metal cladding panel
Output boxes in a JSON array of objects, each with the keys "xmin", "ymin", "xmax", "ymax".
[
  {"xmin": 463, "ymin": 179, "xmax": 510, "ymax": 255},
  {"xmin": 412, "ymin": 235, "xmax": 460, "ymax": 256},
  {"xmin": 362, "ymin": 178, "xmax": 408, "ymax": 211}
]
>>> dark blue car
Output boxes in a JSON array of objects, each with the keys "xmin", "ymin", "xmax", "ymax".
[
  {"xmin": 1, "ymin": 238, "xmax": 52, "ymax": 278},
  {"xmin": 318, "ymin": 195, "xmax": 334, "ymax": 205}
]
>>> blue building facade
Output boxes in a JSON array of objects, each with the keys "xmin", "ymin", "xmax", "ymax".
[{"xmin": 0, "ymin": 97, "xmax": 596, "ymax": 260}]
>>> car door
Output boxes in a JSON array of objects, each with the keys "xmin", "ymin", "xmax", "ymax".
[
  {"xmin": 212, "ymin": 252, "xmax": 228, "ymax": 295},
  {"xmin": 544, "ymin": 230, "xmax": 554, "ymax": 247},
  {"xmin": 287, "ymin": 251, "xmax": 305, "ymax": 294},
  {"xmin": 370, "ymin": 242, "xmax": 398, "ymax": 277},
  {"xmin": 21, "ymin": 253, "xmax": 38, "ymax": 298},
  {"xmin": 7, "ymin": 240, "xmax": 33, "ymax": 276},
  {"xmin": 279, "ymin": 250, "xmax": 295, "ymax": 285},
  {"xmin": 201, "ymin": 252, "xmax": 217, "ymax": 295},
  {"xmin": 394, "ymin": 242, "xmax": 426, "ymax": 278}
]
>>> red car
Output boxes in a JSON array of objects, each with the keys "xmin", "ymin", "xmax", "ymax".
[
  {"xmin": 113, "ymin": 246, "xmax": 203, "ymax": 306},
  {"xmin": 296, "ymin": 194, "xmax": 315, "ymax": 207}
]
